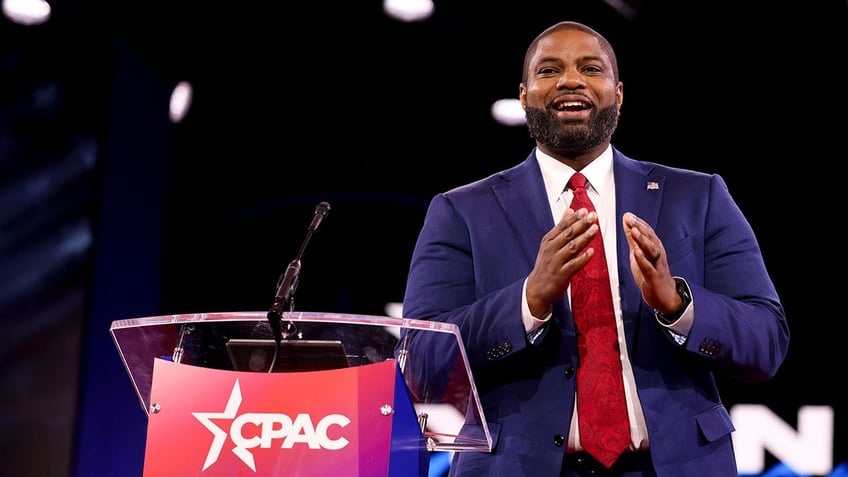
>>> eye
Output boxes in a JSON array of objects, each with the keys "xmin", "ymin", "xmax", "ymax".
[
  {"xmin": 581, "ymin": 64, "xmax": 603, "ymax": 75},
  {"xmin": 537, "ymin": 66, "xmax": 559, "ymax": 76}
]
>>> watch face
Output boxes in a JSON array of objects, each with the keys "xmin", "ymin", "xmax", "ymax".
[{"xmin": 675, "ymin": 278, "xmax": 692, "ymax": 303}]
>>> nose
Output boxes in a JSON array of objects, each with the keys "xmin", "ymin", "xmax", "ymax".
[{"xmin": 556, "ymin": 68, "xmax": 585, "ymax": 89}]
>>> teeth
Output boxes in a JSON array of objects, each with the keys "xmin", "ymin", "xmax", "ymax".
[{"xmin": 555, "ymin": 101, "xmax": 584, "ymax": 111}]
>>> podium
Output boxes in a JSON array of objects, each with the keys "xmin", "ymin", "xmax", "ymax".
[{"xmin": 110, "ymin": 311, "xmax": 492, "ymax": 476}]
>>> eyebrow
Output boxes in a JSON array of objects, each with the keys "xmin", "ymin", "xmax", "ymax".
[
  {"xmin": 534, "ymin": 54, "xmax": 606, "ymax": 67},
  {"xmin": 580, "ymin": 54, "xmax": 605, "ymax": 64}
]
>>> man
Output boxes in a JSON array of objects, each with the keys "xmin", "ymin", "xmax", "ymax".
[{"xmin": 400, "ymin": 20, "xmax": 789, "ymax": 476}]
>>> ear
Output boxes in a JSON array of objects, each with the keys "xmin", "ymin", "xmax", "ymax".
[
  {"xmin": 616, "ymin": 81, "xmax": 624, "ymax": 109},
  {"xmin": 519, "ymin": 85, "xmax": 527, "ymax": 109}
]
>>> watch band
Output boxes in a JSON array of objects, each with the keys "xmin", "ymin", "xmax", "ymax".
[{"xmin": 655, "ymin": 277, "xmax": 691, "ymax": 325}]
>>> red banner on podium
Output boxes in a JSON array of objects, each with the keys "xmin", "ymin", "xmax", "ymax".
[{"xmin": 142, "ymin": 358, "xmax": 398, "ymax": 476}]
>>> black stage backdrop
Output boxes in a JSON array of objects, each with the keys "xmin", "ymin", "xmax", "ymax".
[{"xmin": 1, "ymin": 1, "xmax": 846, "ymax": 476}]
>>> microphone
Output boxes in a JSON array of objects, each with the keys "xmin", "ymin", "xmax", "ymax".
[
  {"xmin": 310, "ymin": 201, "xmax": 330, "ymax": 231},
  {"xmin": 267, "ymin": 201, "xmax": 331, "ymax": 345}
]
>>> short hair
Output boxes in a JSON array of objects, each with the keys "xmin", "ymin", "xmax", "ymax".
[{"xmin": 521, "ymin": 21, "xmax": 619, "ymax": 85}]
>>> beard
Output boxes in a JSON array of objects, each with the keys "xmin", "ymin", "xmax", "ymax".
[{"xmin": 525, "ymin": 103, "xmax": 619, "ymax": 156}]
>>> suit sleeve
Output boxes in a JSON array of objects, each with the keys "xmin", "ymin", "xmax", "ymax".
[
  {"xmin": 399, "ymin": 192, "xmax": 533, "ymax": 375},
  {"xmin": 675, "ymin": 174, "xmax": 789, "ymax": 381}
]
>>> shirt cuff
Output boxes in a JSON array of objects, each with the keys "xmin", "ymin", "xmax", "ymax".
[{"xmin": 522, "ymin": 279, "xmax": 552, "ymax": 342}]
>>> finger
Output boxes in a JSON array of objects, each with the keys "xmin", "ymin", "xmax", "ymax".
[
  {"xmin": 623, "ymin": 211, "xmax": 646, "ymax": 230},
  {"xmin": 648, "ymin": 249, "xmax": 661, "ymax": 264},
  {"xmin": 544, "ymin": 209, "xmax": 580, "ymax": 245},
  {"xmin": 625, "ymin": 214, "xmax": 658, "ymax": 246},
  {"xmin": 623, "ymin": 212, "xmax": 649, "ymax": 242},
  {"xmin": 624, "ymin": 214, "xmax": 664, "ymax": 267},
  {"xmin": 635, "ymin": 236, "xmax": 662, "ymax": 268},
  {"xmin": 625, "ymin": 211, "xmax": 652, "ymax": 229},
  {"xmin": 552, "ymin": 209, "xmax": 592, "ymax": 242},
  {"xmin": 555, "ymin": 207, "xmax": 586, "ymax": 229},
  {"xmin": 555, "ymin": 221, "xmax": 596, "ymax": 262}
]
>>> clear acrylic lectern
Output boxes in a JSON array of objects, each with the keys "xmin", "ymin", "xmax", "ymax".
[{"xmin": 110, "ymin": 311, "xmax": 492, "ymax": 476}]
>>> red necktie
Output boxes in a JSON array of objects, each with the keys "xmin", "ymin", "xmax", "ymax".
[{"xmin": 567, "ymin": 172, "xmax": 630, "ymax": 468}]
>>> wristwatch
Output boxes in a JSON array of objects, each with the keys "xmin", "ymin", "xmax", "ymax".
[{"xmin": 654, "ymin": 277, "xmax": 691, "ymax": 325}]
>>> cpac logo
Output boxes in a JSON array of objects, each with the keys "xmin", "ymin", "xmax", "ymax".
[{"xmin": 193, "ymin": 380, "xmax": 351, "ymax": 471}]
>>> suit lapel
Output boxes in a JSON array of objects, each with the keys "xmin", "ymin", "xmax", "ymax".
[
  {"xmin": 491, "ymin": 153, "xmax": 553, "ymax": 268},
  {"xmin": 613, "ymin": 150, "xmax": 665, "ymax": 324}
]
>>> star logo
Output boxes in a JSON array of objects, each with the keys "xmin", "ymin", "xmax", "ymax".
[{"xmin": 192, "ymin": 380, "xmax": 257, "ymax": 471}]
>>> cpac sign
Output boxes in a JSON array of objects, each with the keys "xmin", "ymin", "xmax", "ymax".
[
  {"xmin": 193, "ymin": 380, "xmax": 352, "ymax": 471},
  {"xmin": 142, "ymin": 358, "xmax": 400, "ymax": 477}
]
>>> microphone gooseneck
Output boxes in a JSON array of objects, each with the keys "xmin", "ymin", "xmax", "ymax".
[{"xmin": 267, "ymin": 201, "xmax": 331, "ymax": 346}]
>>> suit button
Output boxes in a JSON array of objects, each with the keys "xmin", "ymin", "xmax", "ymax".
[
  {"xmin": 698, "ymin": 339, "xmax": 721, "ymax": 357},
  {"xmin": 553, "ymin": 434, "xmax": 565, "ymax": 447},
  {"xmin": 564, "ymin": 365, "xmax": 575, "ymax": 378}
]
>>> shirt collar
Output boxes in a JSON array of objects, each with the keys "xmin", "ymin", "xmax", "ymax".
[{"xmin": 536, "ymin": 145, "xmax": 614, "ymax": 203}]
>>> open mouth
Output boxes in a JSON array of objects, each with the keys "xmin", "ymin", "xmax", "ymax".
[{"xmin": 553, "ymin": 97, "xmax": 591, "ymax": 112}]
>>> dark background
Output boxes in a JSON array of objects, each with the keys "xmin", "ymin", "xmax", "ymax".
[{"xmin": 1, "ymin": 0, "xmax": 846, "ymax": 476}]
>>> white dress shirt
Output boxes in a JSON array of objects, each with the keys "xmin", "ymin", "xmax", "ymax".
[{"xmin": 521, "ymin": 145, "xmax": 650, "ymax": 452}]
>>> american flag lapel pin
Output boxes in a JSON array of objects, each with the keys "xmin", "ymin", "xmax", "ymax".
[{"xmin": 647, "ymin": 181, "xmax": 659, "ymax": 190}]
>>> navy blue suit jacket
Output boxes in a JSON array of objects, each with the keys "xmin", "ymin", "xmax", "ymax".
[{"xmin": 401, "ymin": 148, "xmax": 789, "ymax": 476}]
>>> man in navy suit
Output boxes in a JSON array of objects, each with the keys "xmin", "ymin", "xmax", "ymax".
[{"xmin": 400, "ymin": 21, "xmax": 789, "ymax": 476}]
